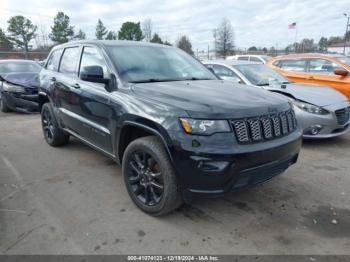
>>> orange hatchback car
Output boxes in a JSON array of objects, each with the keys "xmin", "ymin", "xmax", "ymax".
[{"xmin": 267, "ymin": 54, "xmax": 350, "ymax": 100}]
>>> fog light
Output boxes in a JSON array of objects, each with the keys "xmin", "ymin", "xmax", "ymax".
[{"xmin": 304, "ymin": 125, "xmax": 323, "ymax": 135}]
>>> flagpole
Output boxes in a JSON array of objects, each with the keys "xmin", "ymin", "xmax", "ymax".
[{"xmin": 295, "ymin": 23, "xmax": 298, "ymax": 44}]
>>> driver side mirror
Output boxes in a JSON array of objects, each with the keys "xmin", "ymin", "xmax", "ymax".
[
  {"xmin": 334, "ymin": 67, "xmax": 348, "ymax": 76},
  {"xmin": 81, "ymin": 66, "xmax": 110, "ymax": 84}
]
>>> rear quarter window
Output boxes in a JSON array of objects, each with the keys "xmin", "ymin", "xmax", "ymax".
[{"xmin": 279, "ymin": 59, "xmax": 306, "ymax": 72}]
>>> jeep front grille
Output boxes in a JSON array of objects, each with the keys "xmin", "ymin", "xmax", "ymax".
[
  {"xmin": 231, "ymin": 109, "xmax": 297, "ymax": 144},
  {"xmin": 335, "ymin": 107, "xmax": 350, "ymax": 125}
]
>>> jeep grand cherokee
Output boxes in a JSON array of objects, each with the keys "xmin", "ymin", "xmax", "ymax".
[{"xmin": 38, "ymin": 41, "xmax": 302, "ymax": 216}]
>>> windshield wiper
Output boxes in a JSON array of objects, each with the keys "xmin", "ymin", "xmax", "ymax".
[
  {"xmin": 256, "ymin": 83, "xmax": 270, "ymax": 86},
  {"xmin": 130, "ymin": 78, "xmax": 183, "ymax": 83},
  {"xmin": 183, "ymin": 77, "xmax": 214, "ymax": 81}
]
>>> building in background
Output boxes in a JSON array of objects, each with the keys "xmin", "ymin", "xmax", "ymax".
[{"xmin": 328, "ymin": 42, "xmax": 350, "ymax": 55}]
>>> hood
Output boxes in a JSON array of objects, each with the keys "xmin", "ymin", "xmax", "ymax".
[
  {"xmin": 132, "ymin": 80, "xmax": 290, "ymax": 118},
  {"xmin": 0, "ymin": 73, "xmax": 39, "ymax": 88},
  {"xmin": 265, "ymin": 82, "xmax": 348, "ymax": 107}
]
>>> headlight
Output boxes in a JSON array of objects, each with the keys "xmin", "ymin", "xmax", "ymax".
[
  {"xmin": 179, "ymin": 118, "xmax": 231, "ymax": 135},
  {"xmin": 293, "ymin": 100, "xmax": 329, "ymax": 115},
  {"xmin": 2, "ymin": 82, "xmax": 25, "ymax": 93}
]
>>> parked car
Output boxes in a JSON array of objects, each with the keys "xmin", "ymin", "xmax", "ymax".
[
  {"xmin": 226, "ymin": 55, "xmax": 271, "ymax": 64},
  {"xmin": 0, "ymin": 59, "xmax": 41, "ymax": 113},
  {"xmin": 266, "ymin": 53, "xmax": 350, "ymax": 100},
  {"xmin": 39, "ymin": 41, "xmax": 301, "ymax": 215},
  {"xmin": 204, "ymin": 60, "xmax": 350, "ymax": 138}
]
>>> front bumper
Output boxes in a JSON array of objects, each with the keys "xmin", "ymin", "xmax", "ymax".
[
  {"xmin": 1, "ymin": 91, "xmax": 39, "ymax": 113},
  {"xmin": 168, "ymin": 129, "xmax": 302, "ymax": 199},
  {"xmin": 294, "ymin": 102, "xmax": 350, "ymax": 139}
]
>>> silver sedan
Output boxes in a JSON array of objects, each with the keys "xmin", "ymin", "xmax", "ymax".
[{"xmin": 204, "ymin": 60, "xmax": 350, "ymax": 139}]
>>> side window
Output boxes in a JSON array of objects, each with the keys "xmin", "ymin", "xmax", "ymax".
[
  {"xmin": 59, "ymin": 47, "xmax": 80, "ymax": 76},
  {"xmin": 279, "ymin": 59, "xmax": 306, "ymax": 72},
  {"xmin": 250, "ymin": 57, "xmax": 262, "ymax": 63},
  {"xmin": 79, "ymin": 46, "xmax": 108, "ymax": 78},
  {"xmin": 308, "ymin": 58, "xmax": 339, "ymax": 74},
  {"xmin": 237, "ymin": 56, "xmax": 249, "ymax": 61},
  {"xmin": 46, "ymin": 49, "xmax": 63, "ymax": 71},
  {"xmin": 212, "ymin": 64, "xmax": 234, "ymax": 77}
]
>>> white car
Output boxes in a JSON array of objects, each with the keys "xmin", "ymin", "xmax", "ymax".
[{"xmin": 226, "ymin": 55, "xmax": 271, "ymax": 64}]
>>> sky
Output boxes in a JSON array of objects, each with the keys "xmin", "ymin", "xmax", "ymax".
[{"xmin": 0, "ymin": 0, "xmax": 349, "ymax": 51}]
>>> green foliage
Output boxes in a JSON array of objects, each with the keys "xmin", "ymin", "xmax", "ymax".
[
  {"xmin": 176, "ymin": 35, "xmax": 194, "ymax": 55},
  {"xmin": 96, "ymin": 19, "xmax": 107, "ymax": 40},
  {"xmin": 49, "ymin": 12, "xmax": 74, "ymax": 43},
  {"xmin": 164, "ymin": 41, "xmax": 172, "ymax": 46},
  {"xmin": 150, "ymin": 33, "xmax": 163, "ymax": 44},
  {"xmin": 105, "ymin": 31, "xmax": 116, "ymax": 40},
  {"xmin": 0, "ymin": 28, "xmax": 13, "ymax": 50},
  {"xmin": 118, "ymin": 22, "xmax": 143, "ymax": 41},
  {"xmin": 248, "ymin": 46, "xmax": 257, "ymax": 51},
  {"xmin": 7, "ymin": 15, "xmax": 37, "ymax": 54},
  {"xmin": 74, "ymin": 29, "xmax": 86, "ymax": 40}
]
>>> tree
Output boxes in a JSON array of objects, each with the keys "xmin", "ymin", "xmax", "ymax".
[
  {"xmin": 164, "ymin": 41, "xmax": 172, "ymax": 46},
  {"xmin": 176, "ymin": 35, "xmax": 194, "ymax": 55},
  {"xmin": 299, "ymin": 38, "xmax": 316, "ymax": 52},
  {"xmin": 105, "ymin": 31, "xmax": 116, "ymax": 40},
  {"xmin": 7, "ymin": 15, "xmax": 37, "ymax": 58},
  {"xmin": 74, "ymin": 29, "xmax": 86, "ymax": 40},
  {"xmin": 49, "ymin": 12, "xmax": 74, "ymax": 44},
  {"xmin": 318, "ymin": 37, "xmax": 328, "ymax": 52},
  {"xmin": 327, "ymin": 36, "xmax": 343, "ymax": 45},
  {"xmin": 214, "ymin": 18, "xmax": 235, "ymax": 57},
  {"xmin": 0, "ymin": 28, "xmax": 13, "ymax": 51},
  {"xmin": 142, "ymin": 18, "xmax": 152, "ymax": 42},
  {"xmin": 118, "ymin": 22, "xmax": 143, "ymax": 41},
  {"xmin": 150, "ymin": 33, "xmax": 163, "ymax": 44},
  {"xmin": 262, "ymin": 47, "xmax": 268, "ymax": 53},
  {"xmin": 95, "ymin": 19, "xmax": 107, "ymax": 40},
  {"xmin": 248, "ymin": 46, "xmax": 257, "ymax": 52}
]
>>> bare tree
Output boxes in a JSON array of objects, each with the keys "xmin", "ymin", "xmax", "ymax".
[
  {"xmin": 214, "ymin": 18, "xmax": 235, "ymax": 58},
  {"xmin": 142, "ymin": 18, "xmax": 152, "ymax": 42},
  {"xmin": 176, "ymin": 35, "xmax": 194, "ymax": 55}
]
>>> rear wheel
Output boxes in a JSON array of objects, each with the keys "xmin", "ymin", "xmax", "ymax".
[
  {"xmin": 0, "ymin": 95, "xmax": 11, "ymax": 113},
  {"xmin": 122, "ymin": 136, "xmax": 183, "ymax": 216},
  {"xmin": 41, "ymin": 103, "xmax": 69, "ymax": 146}
]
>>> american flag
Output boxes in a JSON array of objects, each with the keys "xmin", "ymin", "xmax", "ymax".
[{"xmin": 288, "ymin": 22, "xmax": 297, "ymax": 29}]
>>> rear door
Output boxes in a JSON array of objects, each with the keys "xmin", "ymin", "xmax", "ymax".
[
  {"xmin": 273, "ymin": 58, "xmax": 308, "ymax": 83},
  {"xmin": 54, "ymin": 45, "xmax": 83, "ymax": 134}
]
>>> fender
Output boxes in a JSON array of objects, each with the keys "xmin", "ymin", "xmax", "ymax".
[{"xmin": 117, "ymin": 120, "xmax": 175, "ymax": 164}]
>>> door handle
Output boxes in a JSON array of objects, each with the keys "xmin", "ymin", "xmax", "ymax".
[
  {"xmin": 71, "ymin": 83, "xmax": 80, "ymax": 89},
  {"xmin": 50, "ymin": 77, "xmax": 56, "ymax": 82}
]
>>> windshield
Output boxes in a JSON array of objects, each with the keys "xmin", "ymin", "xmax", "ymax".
[
  {"xmin": 233, "ymin": 64, "xmax": 290, "ymax": 86},
  {"xmin": 107, "ymin": 45, "xmax": 217, "ymax": 83},
  {"xmin": 338, "ymin": 57, "xmax": 350, "ymax": 66},
  {"xmin": 0, "ymin": 61, "xmax": 41, "ymax": 74}
]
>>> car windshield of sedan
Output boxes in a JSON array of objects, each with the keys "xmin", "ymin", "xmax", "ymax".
[
  {"xmin": 107, "ymin": 45, "xmax": 217, "ymax": 83},
  {"xmin": 0, "ymin": 62, "xmax": 41, "ymax": 74},
  {"xmin": 234, "ymin": 64, "xmax": 291, "ymax": 86}
]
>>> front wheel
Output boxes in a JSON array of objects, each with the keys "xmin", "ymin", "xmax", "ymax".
[
  {"xmin": 122, "ymin": 136, "xmax": 183, "ymax": 216},
  {"xmin": 0, "ymin": 95, "xmax": 11, "ymax": 113},
  {"xmin": 41, "ymin": 103, "xmax": 69, "ymax": 147}
]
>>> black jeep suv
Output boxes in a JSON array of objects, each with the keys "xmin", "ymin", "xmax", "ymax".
[{"xmin": 38, "ymin": 41, "xmax": 302, "ymax": 215}]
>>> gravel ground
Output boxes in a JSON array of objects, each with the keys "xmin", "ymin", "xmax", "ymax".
[{"xmin": 0, "ymin": 112, "xmax": 349, "ymax": 255}]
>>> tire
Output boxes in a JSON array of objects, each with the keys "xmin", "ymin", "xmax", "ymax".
[
  {"xmin": 0, "ymin": 95, "xmax": 11, "ymax": 113},
  {"xmin": 122, "ymin": 136, "xmax": 183, "ymax": 216},
  {"xmin": 41, "ymin": 103, "xmax": 69, "ymax": 147}
]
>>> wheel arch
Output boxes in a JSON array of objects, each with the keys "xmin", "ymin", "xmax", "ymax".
[{"xmin": 116, "ymin": 120, "xmax": 174, "ymax": 165}]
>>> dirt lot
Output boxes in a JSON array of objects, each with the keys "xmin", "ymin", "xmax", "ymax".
[{"xmin": 0, "ymin": 112, "xmax": 349, "ymax": 255}]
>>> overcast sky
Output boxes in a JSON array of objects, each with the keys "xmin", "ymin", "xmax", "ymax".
[{"xmin": 0, "ymin": 0, "xmax": 349, "ymax": 51}]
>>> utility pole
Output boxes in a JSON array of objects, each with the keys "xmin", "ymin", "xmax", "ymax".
[
  {"xmin": 344, "ymin": 13, "xmax": 350, "ymax": 55},
  {"xmin": 207, "ymin": 44, "xmax": 210, "ymax": 60}
]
